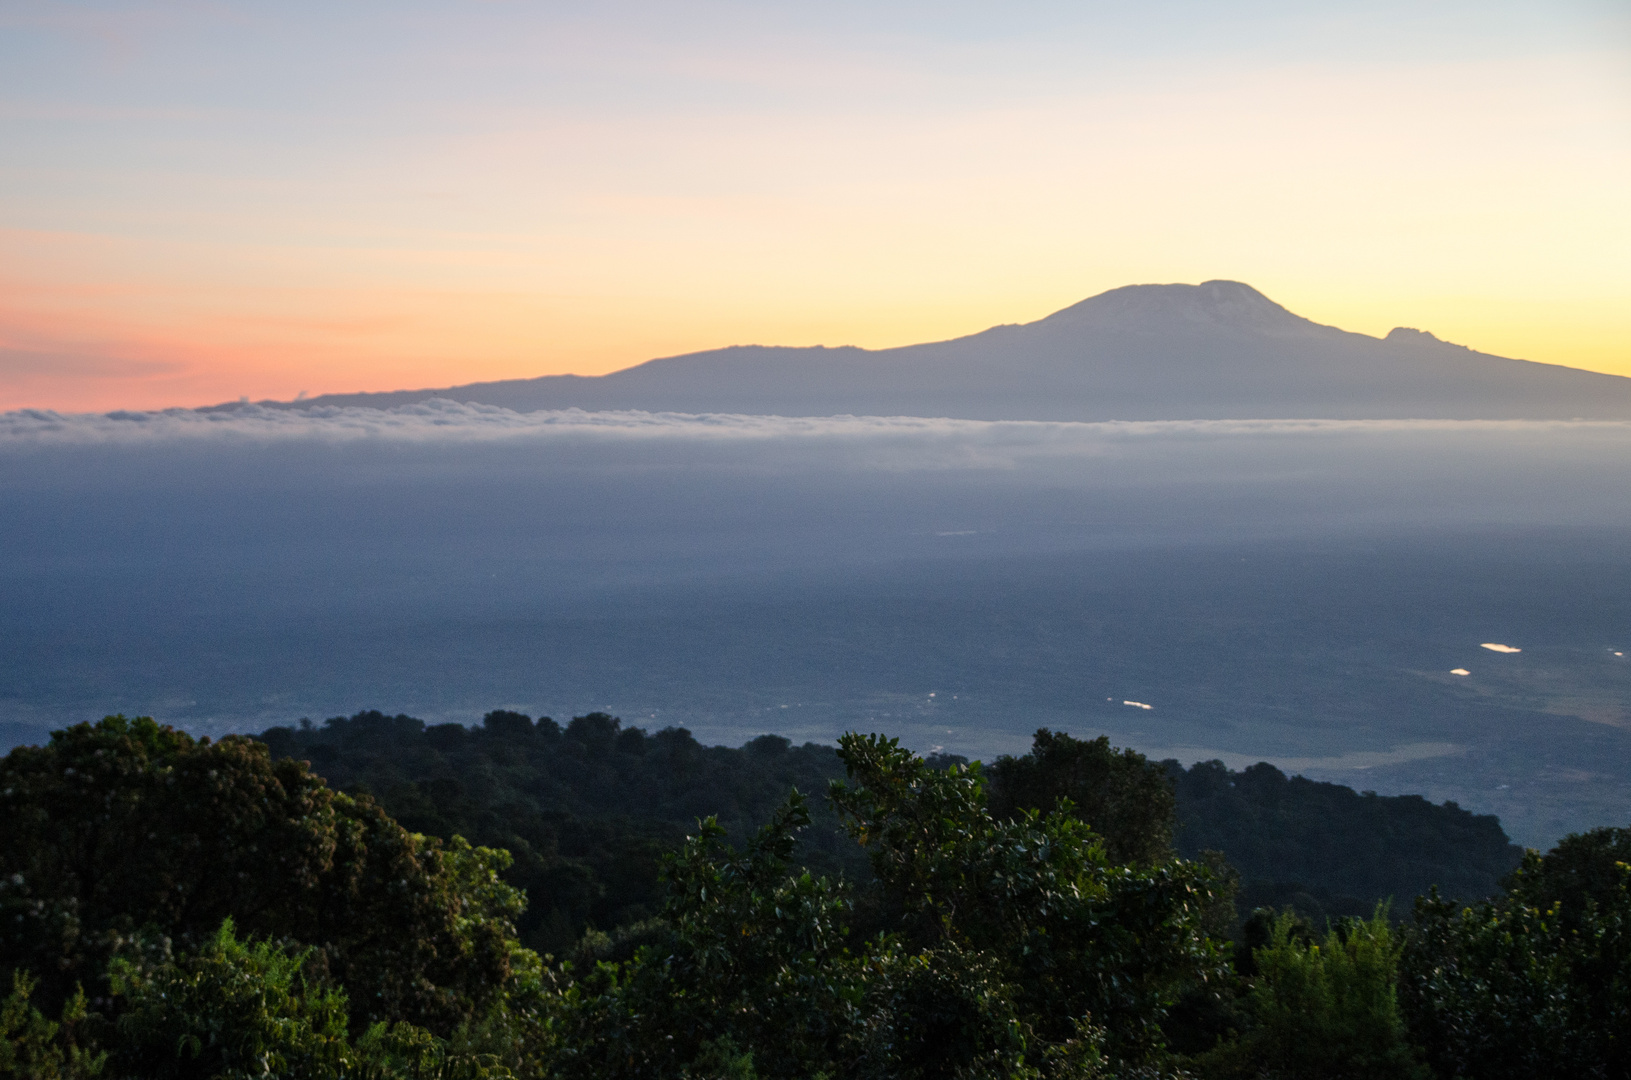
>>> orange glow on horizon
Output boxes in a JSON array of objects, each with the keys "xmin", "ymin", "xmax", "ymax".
[
  {"xmin": 3, "ymin": 267, "xmax": 1628, "ymax": 414},
  {"xmin": 4, "ymin": 226, "xmax": 1627, "ymax": 414}
]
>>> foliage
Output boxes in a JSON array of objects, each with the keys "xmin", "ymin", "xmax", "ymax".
[
  {"xmin": 831, "ymin": 733, "xmax": 1228, "ymax": 1071},
  {"xmin": 4, "ymin": 711, "xmax": 1583, "ymax": 1078},
  {"xmin": 1193, "ymin": 909, "xmax": 1425, "ymax": 1080},
  {"xmin": 107, "ymin": 919, "xmax": 511, "ymax": 1080},
  {"xmin": 1170, "ymin": 761, "xmax": 1521, "ymax": 922},
  {"xmin": 258, "ymin": 711, "xmax": 868, "ymax": 954},
  {"xmin": 988, "ymin": 729, "xmax": 1176, "ymax": 865},
  {"xmin": 258, "ymin": 713, "xmax": 1524, "ymax": 949},
  {"xmin": 1400, "ymin": 827, "xmax": 1631, "ymax": 1080},
  {"xmin": 546, "ymin": 795, "xmax": 866, "ymax": 1079},
  {"xmin": 537, "ymin": 735, "xmax": 1225, "ymax": 1078},
  {"xmin": 0, "ymin": 716, "xmax": 522, "ymax": 1033},
  {"xmin": 0, "ymin": 973, "xmax": 104, "ymax": 1080},
  {"xmin": 108, "ymin": 920, "xmax": 355, "ymax": 1080}
]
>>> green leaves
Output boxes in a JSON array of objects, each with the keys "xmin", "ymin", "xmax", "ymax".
[
  {"xmin": 106, "ymin": 920, "xmax": 512, "ymax": 1080},
  {"xmin": 830, "ymin": 733, "xmax": 1227, "ymax": 1073},
  {"xmin": 0, "ymin": 972, "xmax": 105, "ymax": 1080},
  {"xmin": 0, "ymin": 716, "xmax": 521, "ymax": 1035},
  {"xmin": 987, "ymin": 729, "xmax": 1178, "ymax": 867},
  {"xmin": 109, "ymin": 920, "xmax": 354, "ymax": 1080},
  {"xmin": 1400, "ymin": 828, "xmax": 1631, "ymax": 1079},
  {"xmin": 1203, "ymin": 909, "xmax": 1425, "ymax": 1080},
  {"xmin": 0, "ymin": 721, "xmax": 1299, "ymax": 1079},
  {"xmin": 547, "ymin": 793, "xmax": 867, "ymax": 1079}
]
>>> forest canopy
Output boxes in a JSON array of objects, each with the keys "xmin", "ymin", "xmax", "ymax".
[
  {"xmin": 258, "ymin": 710, "xmax": 1521, "ymax": 953},
  {"xmin": 2, "ymin": 714, "xmax": 1619, "ymax": 1080}
]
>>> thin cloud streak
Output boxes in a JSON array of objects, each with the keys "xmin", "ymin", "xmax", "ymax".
[{"xmin": 8, "ymin": 402, "xmax": 1631, "ymax": 448}]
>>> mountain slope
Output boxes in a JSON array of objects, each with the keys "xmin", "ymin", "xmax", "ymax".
[{"xmin": 259, "ymin": 281, "xmax": 1631, "ymax": 420}]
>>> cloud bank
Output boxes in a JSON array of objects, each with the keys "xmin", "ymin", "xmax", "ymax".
[
  {"xmin": 7, "ymin": 398, "xmax": 1631, "ymax": 475},
  {"xmin": 10, "ymin": 399, "xmax": 1631, "ymax": 444},
  {"xmin": 5, "ymin": 401, "xmax": 1630, "ymax": 601}
]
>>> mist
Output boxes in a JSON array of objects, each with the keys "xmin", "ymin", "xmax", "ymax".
[{"xmin": 8, "ymin": 405, "xmax": 1631, "ymax": 588}]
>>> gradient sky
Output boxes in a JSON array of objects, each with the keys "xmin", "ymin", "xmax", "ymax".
[{"xmin": 2, "ymin": 0, "xmax": 1627, "ymax": 411}]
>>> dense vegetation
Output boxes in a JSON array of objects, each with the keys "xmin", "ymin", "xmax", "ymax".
[
  {"xmin": 3, "ymin": 714, "xmax": 1622, "ymax": 1079},
  {"xmin": 258, "ymin": 710, "xmax": 1521, "ymax": 952},
  {"xmin": 259, "ymin": 711, "xmax": 876, "ymax": 955},
  {"xmin": 0, "ymin": 717, "xmax": 516, "ymax": 1033},
  {"xmin": 1170, "ymin": 760, "xmax": 1522, "ymax": 922}
]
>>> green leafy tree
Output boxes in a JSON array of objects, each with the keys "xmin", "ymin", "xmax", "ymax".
[
  {"xmin": 108, "ymin": 920, "xmax": 356, "ymax": 1080},
  {"xmin": 987, "ymin": 729, "xmax": 1177, "ymax": 865},
  {"xmin": 853, "ymin": 942, "xmax": 1049, "ymax": 1080},
  {"xmin": 1195, "ymin": 909, "xmax": 1425, "ymax": 1080},
  {"xmin": 548, "ymin": 794, "xmax": 864, "ymax": 1080},
  {"xmin": 1401, "ymin": 827, "xmax": 1631, "ymax": 1079},
  {"xmin": 259, "ymin": 711, "xmax": 869, "ymax": 957},
  {"xmin": 1170, "ymin": 760, "xmax": 1521, "ymax": 925},
  {"xmin": 830, "ymin": 733, "xmax": 1227, "ymax": 1073},
  {"xmin": 259, "ymin": 711, "xmax": 1527, "ymax": 954},
  {"xmin": 0, "ymin": 716, "xmax": 521, "ymax": 1033},
  {"xmin": 0, "ymin": 973, "xmax": 104, "ymax": 1080},
  {"xmin": 108, "ymin": 920, "xmax": 510, "ymax": 1080},
  {"xmin": 541, "ymin": 746, "xmax": 1137, "ymax": 1080}
]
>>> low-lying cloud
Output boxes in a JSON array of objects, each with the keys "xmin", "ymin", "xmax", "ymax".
[
  {"xmin": 9, "ymin": 399, "xmax": 1631, "ymax": 446},
  {"xmin": 7, "ymin": 399, "xmax": 1631, "ymax": 485},
  {"xmin": 6, "ymin": 403, "xmax": 1631, "ymax": 548},
  {"xmin": 1, "ymin": 400, "xmax": 1627, "ymax": 622}
]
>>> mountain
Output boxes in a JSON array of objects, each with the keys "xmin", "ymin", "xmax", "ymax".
[{"xmin": 242, "ymin": 281, "xmax": 1631, "ymax": 420}]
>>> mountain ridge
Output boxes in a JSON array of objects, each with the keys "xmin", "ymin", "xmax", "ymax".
[{"xmin": 227, "ymin": 281, "xmax": 1631, "ymax": 421}]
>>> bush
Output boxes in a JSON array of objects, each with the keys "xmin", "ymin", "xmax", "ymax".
[
  {"xmin": 1197, "ymin": 909, "xmax": 1424, "ymax": 1080},
  {"xmin": 0, "ymin": 972, "xmax": 105, "ymax": 1080},
  {"xmin": 545, "ymin": 795, "xmax": 864, "ymax": 1079},
  {"xmin": 108, "ymin": 920, "xmax": 511, "ymax": 1080}
]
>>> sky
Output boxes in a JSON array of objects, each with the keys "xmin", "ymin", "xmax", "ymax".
[{"xmin": 1, "ymin": 0, "xmax": 1627, "ymax": 412}]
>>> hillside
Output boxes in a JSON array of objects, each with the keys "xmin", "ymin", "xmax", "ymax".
[
  {"xmin": 242, "ymin": 281, "xmax": 1631, "ymax": 421},
  {"xmin": 258, "ymin": 710, "xmax": 1523, "ymax": 954}
]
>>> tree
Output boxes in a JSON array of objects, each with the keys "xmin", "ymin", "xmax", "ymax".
[
  {"xmin": 0, "ymin": 974, "xmax": 104, "ymax": 1080},
  {"xmin": 831, "ymin": 733, "xmax": 1227, "ymax": 1072},
  {"xmin": 108, "ymin": 920, "xmax": 356, "ymax": 1080},
  {"xmin": 0, "ymin": 716, "xmax": 521, "ymax": 1034},
  {"xmin": 258, "ymin": 710, "xmax": 867, "ymax": 956},
  {"xmin": 542, "ymin": 735, "xmax": 1226, "ymax": 1078},
  {"xmin": 1194, "ymin": 909, "xmax": 1425, "ymax": 1080},
  {"xmin": 987, "ymin": 729, "xmax": 1176, "ymax": 866},
  {"xmin": 107, "ymin": 920, "xmax": 509, "ymax": 1080},
  {"xmin": 546, "ymin": 795, "xmax": 865, "ymax": 1080},
  {"xmin": 1169, "ymin": 759, "xmax": 1521, "ymax": 924},
  {"xmin": 1400, "ymin": 827, "xmax": 1631, "ymax": 1079}
]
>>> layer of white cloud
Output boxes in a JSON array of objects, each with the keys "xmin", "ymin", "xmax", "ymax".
[
  {"xmin": 6, "ymin": 402, "xmax": 1631, "ymax": 591},
  {"xmin": 7, "ymin": 399, "xmax": 1631, "ymax": 447}
]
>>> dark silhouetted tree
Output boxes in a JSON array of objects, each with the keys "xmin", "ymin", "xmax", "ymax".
[
  {"xmin": 0, "ymin": 716, "xmax": 520, "ymax": 1034},
  {"xmin": 987, "ymin": 729, "xmax": 1176, "ymax": 865}
]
